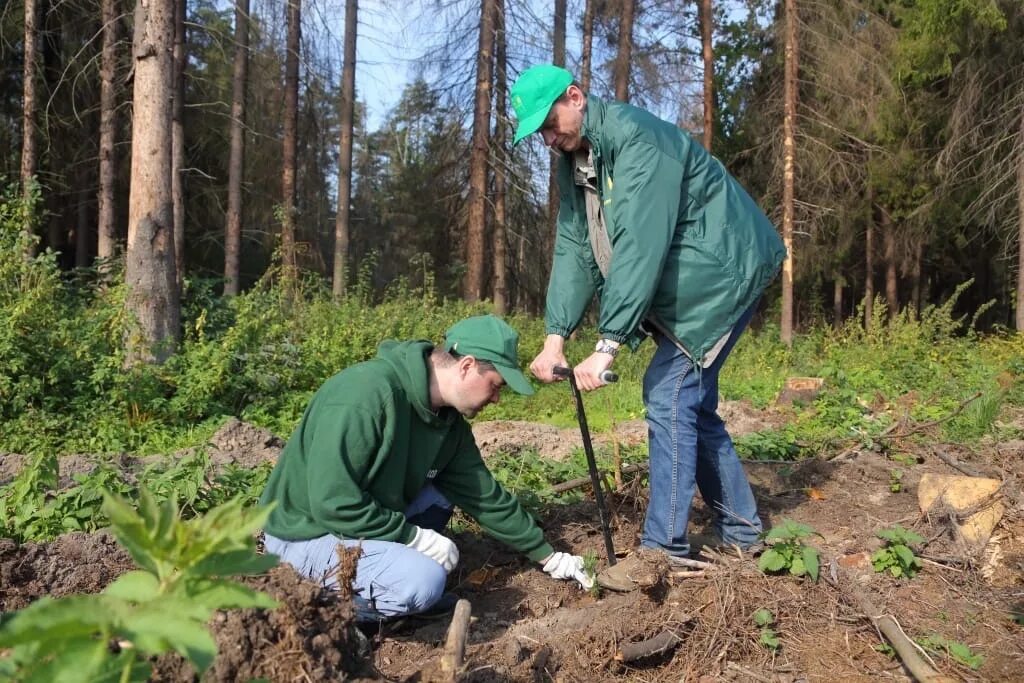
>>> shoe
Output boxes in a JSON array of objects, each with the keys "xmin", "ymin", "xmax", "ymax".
[
  {"xmin": 688, "ymin": 532, "xmax": 763, "ymax": 558},
  {"xmin": 409, "ymin": 592, "xmax": 460, "ymax": 620},
  {"xmin": 596, "ymin": 549, "xmax": 668, "ymax": 592}
]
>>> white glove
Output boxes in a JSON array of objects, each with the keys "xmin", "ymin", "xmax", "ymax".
[
  {"xmin": 407, "ymin": 526, "xmax": 459, "ymax": 573},
  {"xmin": 542, "ymin": 552, "xmax": 594, "ymax": 590}
]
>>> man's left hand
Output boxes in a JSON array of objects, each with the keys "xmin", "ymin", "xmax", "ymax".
[
  {"xmin": 574, "ymin": 352, "xmax": 615, "ymax": 392},
  {"xmin": 541, "ymin": 552, "xmax": 595, "ymax": 590}
]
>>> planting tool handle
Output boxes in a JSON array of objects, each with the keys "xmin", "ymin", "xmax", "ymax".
[
  {"xmin": 552, "ymin": 366, "xmax": 619, "ymax": 384},
  {"xmin": 551, "ymin": 365, "xmax": 618, "ymax": 567}
]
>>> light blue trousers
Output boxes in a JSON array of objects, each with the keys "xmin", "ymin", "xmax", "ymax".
[{"xmin": 264, "ymin": 485, "xmax": 454, "ymax": 621}]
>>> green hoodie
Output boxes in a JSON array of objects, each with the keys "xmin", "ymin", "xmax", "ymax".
[{"xmin": 259, "ymin": 340, "xmax": 554, "ymax": 563}]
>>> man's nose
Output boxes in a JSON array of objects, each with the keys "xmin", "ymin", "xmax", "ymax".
[{"xmin": 541, "ymin": 129, "xmax": 556, "ymax": 146}]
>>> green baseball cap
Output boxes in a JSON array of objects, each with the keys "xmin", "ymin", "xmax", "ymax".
[
  {"xmin": 443, "ymin": 315, "xmax": 534, "ymax": 395},
  {"xmin": 510, "ymin": 64, "xmax": 574, "ymax": 145}
]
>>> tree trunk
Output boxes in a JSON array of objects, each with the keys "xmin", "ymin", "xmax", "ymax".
[
  {"xmin": 126, "ymin": 0, "xmax": 180, "ymax": 365},
  {"xmin": 780, "ymin": 0, "xmax": 797, "ymax": 345},
  {"xmin": 833, "ymin": 276, "xmax": 843, "ymax": 330},
  {"xmin": 911, "ymin": 239, "xmax": 922, "ymax": 317},
  {"xmin": 613, "ymin": 0, "xmax": 635, "ymax": 101},
  {"xmin": 882, "ymin": 207, "xmax": 897, "ymax": 318},
  {"xmin": 580, "ymin": 0, "xmax": 594, "ymax": 92},
  {"xmin": 333, "ymin": 0, "xmax": 357, "ymax": 299},
  {"xmin": 865, "ymin": 195, "xmax": 874, "ymax": 330},
  {"xmin": 492, "ymin": 0, "xmax": 508, "ymax": 313},
  {"xmin": 463, "ymin": 0, "xmax": 496, "ymax": 301},
  {"xmin": 545, "ymin": 0, "xmax": 567, "ymax": 279},
  {"xmin": 75, "ymin": 174, "xmax": 91, "ymax": 268},
  {"xmin": 699, "ymin": 0, "xmax": 713, "ymax": 151},
  {"xmin": 21, "ymin": 0, "xmax": 40, "ymax": 255},
  {"xmin": 281, "ymin": 0, "xmax": 300, "ymax": 287},
  {"xmin": 171, "ymin": 0, "xmax": 186, "ymax": 290},
  {"xmin": 1016, "ymin": 109, "xmax": 1024, "ymax": 331},
  {"xmin": 224, "ymin": 0, "xmax": 249, "ymax": 296},
  {"xmin": 98, "ymin": 0, "xmax": 119, "ymax": 263}
]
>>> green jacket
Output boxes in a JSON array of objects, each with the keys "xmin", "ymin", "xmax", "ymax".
[
  {"xmin": 546, "ymin": 95, "xmax": 787, "ymax": 362},
  {"xmin": 259, "ymin": 340, "xmax": 554, "ymax": 563}
]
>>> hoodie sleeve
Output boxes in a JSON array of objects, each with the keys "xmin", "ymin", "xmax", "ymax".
[
  {"xmin": 433, "ymin": 424, "xmax": 554, "ymax": 563},
  {"xmin": 303, "ymin": 405, "xmax": 417, "ymax": 544}
]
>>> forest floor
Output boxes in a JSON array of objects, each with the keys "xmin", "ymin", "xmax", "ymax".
[{"xmin": 2, "ymin": 403, "xmax": 1022, "ymax": 682}]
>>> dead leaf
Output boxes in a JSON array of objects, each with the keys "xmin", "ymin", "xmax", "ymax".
[
  {"xmin": 806, "ymin": 487, "xmax": 827, "ymax": 501},
  {"xmin": 467, "ymin": 567, "xmax": 495, "ymax": 587}
]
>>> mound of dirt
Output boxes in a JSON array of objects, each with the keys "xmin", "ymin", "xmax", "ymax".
[
  {"xmin": 0, "ymin": 532, "xmax": 374, "ymax": 681},
  {"xmin": 153, "ymin": 561, "xmax": 374, "ymax": 682},
  {"xmin": 0, "ymin": 531, "xmax": 134, "ymax": 611},
  {"xmin": 205, "ymin": 417, "xmax": 286, "ymax": 469}
]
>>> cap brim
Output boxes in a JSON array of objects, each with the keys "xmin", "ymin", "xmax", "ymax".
[
  {"xmin": 512, "ymin": 106, "xmax": 550, "ymax": 146},
  {"xmin": 495, "ymin": 364, "xmax": 535, "ymax": 395}
]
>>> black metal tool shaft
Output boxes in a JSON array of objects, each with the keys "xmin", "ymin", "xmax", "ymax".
[{"xmin": 552, "ymin": 365, "xmax": 617, "ymax": 566}]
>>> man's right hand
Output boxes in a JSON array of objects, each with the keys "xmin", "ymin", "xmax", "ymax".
[
  {"xmin": 407, "ymin": 526, "xmax": 459, "ymax": 573},
  {"xmin": 530, "ymin": 334, "xmax": 568, "ymax": 382}
]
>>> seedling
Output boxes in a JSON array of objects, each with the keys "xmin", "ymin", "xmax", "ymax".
[
  {"xmin": 581, "ymin": 550, "xmax": 600, "ymax": 597},
  {"xmin": 888, "ymin": 468, "xmax": 903, "ymax": 493},
  {"xmin": 871, "ymin": 525, "xmax": 924, "ymax": 578},
  {"xmin": 758, "ymin": 519, "xmax": 822, "ymax": 582},
  {"xmin": 916, "ymin": 634, "xmax": 984, "ymax": 670},
  {"xmin": 0, "ymin": 488, "xmax": 278, "ymax": 682},
  {"xmin": 753, "ymin": 608, "xmax": 780, "ymax": 650}
]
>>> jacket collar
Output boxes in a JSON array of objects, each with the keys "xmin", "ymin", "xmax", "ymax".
[{"xmin": 581, "ymin": 95, "xmax": 607, "ymax": 155}]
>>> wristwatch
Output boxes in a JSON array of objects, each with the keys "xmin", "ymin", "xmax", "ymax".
[{"xmin": 594, "ymin": 339, "xmax": 619, "ymax": 357}]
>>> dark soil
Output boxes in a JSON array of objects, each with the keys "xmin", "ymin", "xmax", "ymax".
[{"xmin": 2, "ymin": 414, "xmax": 1023, "ymax": 682}]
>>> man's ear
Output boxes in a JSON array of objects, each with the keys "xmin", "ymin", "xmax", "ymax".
[
  {"xmin": 457, "ymin": 355, "xmax": 477, "ymax": 378},
  {"xmin": 567, "ymin": 84, "xmax": 586, "ymax": 108}
]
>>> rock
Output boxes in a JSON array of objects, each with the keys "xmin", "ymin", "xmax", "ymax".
[{"xmin": 917, "ymin": 473, "xmax": 1004, "ymax": 548}]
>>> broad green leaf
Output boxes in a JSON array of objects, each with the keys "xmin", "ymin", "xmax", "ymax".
[
  {"xmin": 802, "ymin": 546, "xmax": 820, "ymax": 582},
  {"xmin": 790, "ymin": 555, "xmax": 806, "ymax": 576},
  {"xmin": 759, "ymin": 628, "xmax": 780, "ymax": 649},
  {"xmin": 102, "ymin": 494, "xmax": 159, "ymax": 575},
  {"xmin": 191, "ymin": 550, "xmax": 278, "ymax": 578},
  {"xmin": 753, "ymin": 608, "xmax": 774, "ymax": 626},
  {"xmin": 894, "ymin": 544, "xmax": 917, "ymax": 568},
  {"xmin": 185, "ymin": 578, "xmax": 278, "ymax": 611},
  {"xmin": 0, "ymin": 596, "xmax": 112, "ymax": 647},
  {"xmin": 103, "ymin": 571, "xmax": 159, "ymax": 602},
  {"xmin": 119, "ymin": 611, "xmax": 217, "ymax": 673},
  {"xmin": 947, "ymin": 640, "xmax": 983, "ymax": 669},
  {"xmin": 759, "ymin": 549, "xmax": 787, "ymax": 573},
  {"xmin": 15, "ymin": 635, "xmax": 114, "ymax": 683}
]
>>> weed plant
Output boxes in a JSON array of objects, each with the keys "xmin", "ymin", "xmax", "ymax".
[{"xmin": 2, "ymin": 188, "xmax": 1023, "ymax": 477}]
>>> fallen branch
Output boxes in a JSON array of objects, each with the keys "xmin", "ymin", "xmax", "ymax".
[
  {"xmin": 614, "ymin": 630, "xmax": 682, "ymax": 662},
  {"xmin": 439, "ymin": 599, "xmax": 472, "ymax": 681},
  {"xmin": 840, "ymin": 583, "xmax": 955, "ymax": 682},
  {"xmin": 551, "ymin": 462, "xmax": 647, "ymax": 493},
  {"xmin": 669, "ymin": 570, "xmax": 706, "ymax": 579},
  {"xmin": 931, "ymin": 446, "xmax": 990, "ymax": 478},
  {"xmin": 725, "ymin": 662, "xmax": 780, "ymax": 683}
]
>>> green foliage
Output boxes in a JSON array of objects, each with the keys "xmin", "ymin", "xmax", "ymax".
[
  {"xmin": 735, "ymin": 429, "xmax": 802, "ymax": 461},
  {"xmin": 888, "ymin": 468, "xmax": 904, "ymax": 493},
  {"xmin": 915, "ymin": 633, "xmax": 984, "ymax": 670},
  {"xmin": 0, "ymin": 489, "xmax": 278, "ymax": 681},
  {"xmin": 871, "ymin": 525, "xmax": 925, "ymax": 578},
  {"xmin": 0, "ymin": 451, "xmax": 273, "ymax": 543},
  {"xmin": 758, "ymin": 520, "xmax": 822, "ymax": 582},
  {"xmin": 752, "ymin": 609, "xmax": 779, "ymax": 650},
  {"xmin": 581, "ymin": 550, "xmax": 600, "ymax": 597}
]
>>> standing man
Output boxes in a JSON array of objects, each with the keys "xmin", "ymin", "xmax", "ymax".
[
  {"xmin": 511, "ymin": 65, "xmax": 786, "ymax": 588},
  {"xmin": 260, "ymin": 314, "xmax": 592, "ymax": 621}
]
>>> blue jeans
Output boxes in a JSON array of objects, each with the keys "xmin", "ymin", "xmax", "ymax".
[
  {"xmin": 641, "ymin": 305, "xmax": 762, "ymax": 556},
  {"xmin": 264, "ymin": 484, "xmax": 454, "ymax": 622}
]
